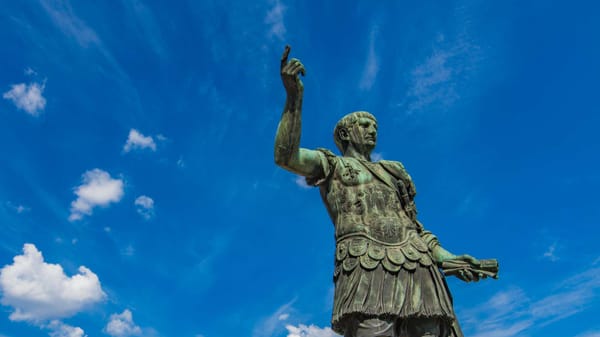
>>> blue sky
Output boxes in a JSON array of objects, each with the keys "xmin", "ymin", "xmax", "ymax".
[{"xmin": 0, "ymin": 1, "xmax": 599, "ymax": 337}]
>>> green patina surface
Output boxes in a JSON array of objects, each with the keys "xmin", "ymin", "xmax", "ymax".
[{"xmin": 274, "ymin": 46, "xmax": 498, "ymax": 337}]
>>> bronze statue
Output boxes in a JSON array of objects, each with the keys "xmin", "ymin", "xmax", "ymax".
[{"xmin": 274, "ymin": 46, "xmax": 498, "ymax": 337}]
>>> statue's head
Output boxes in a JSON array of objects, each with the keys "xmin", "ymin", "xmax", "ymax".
[{"xmin": 334, "ymin": 111, "xmax": 378, "ymax": 154}]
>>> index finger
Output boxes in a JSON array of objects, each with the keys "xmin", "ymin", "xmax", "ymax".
[{"xmin": 281, "ymin": 45, "xmax": 291, "ymax": 70}]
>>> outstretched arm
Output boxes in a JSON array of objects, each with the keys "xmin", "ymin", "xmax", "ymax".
[
  {"xmin": 418, "ymin": 221, "xmax": 499, "ymax": 282},
  {"xmin": 274, "ymin": 46, "xmax": 324, "ymax": 177}
]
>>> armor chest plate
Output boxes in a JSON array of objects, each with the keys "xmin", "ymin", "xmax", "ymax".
[{"xmin": 324, "ymin": 157, "xmax": 414, "ymax": 243}]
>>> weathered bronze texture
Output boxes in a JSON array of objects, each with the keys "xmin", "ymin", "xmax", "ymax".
[{"xmin": 274, "ymin": 46, "xmax": 498, "ymax": 337}]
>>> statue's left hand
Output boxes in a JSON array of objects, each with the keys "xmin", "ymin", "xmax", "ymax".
[{"xmin": 442, "ymin": 255, "xmax": 499, "ymax": 282}]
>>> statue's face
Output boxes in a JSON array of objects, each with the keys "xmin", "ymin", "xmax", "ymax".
[{"xmin": 349, "ymin": 117, "xmax": 378, "ymax": 151}]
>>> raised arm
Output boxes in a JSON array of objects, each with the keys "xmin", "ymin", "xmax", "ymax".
[{"xmin": 274, "ymin": 46, "xmax": 324, "ymax": 177}]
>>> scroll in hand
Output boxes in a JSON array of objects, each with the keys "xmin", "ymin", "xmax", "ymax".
[{"xmin": 442, "ymin": 258, "xmax": 499, "ymax": 281}]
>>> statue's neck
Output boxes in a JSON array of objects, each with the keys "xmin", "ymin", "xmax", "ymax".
[{"xmin": 344, "ymin": 145, "xmax": 371, "ymax": 162}]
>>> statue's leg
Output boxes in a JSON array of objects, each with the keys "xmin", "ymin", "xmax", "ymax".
[
  {"xmin": 344, "ymin": 317, "xmax": 396, "ymax": 337},
  {"xmin": 397, "ymin": 317, "xmax": 447, "ymax": 337}
]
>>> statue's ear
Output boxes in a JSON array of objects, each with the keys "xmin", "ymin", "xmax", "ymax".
[{"xmin": 338, "ymin": 128, "xmax": 350, "ymax": 141}]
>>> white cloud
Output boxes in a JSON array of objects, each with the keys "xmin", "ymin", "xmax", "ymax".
[
  {"xmin": 69, "ymin": 169, "xmax": 124, "ymax": 221},
  {"xmin": 461, "ymin": 266, "xmax": 600, "ymax": 337},
  {"xmin": 123, "ymin": 129, "xmax": 157, "ymax": 152},
  {"xmin": 294, "ymin": 176, "xmax": 311, "ymax": 190},
  {"xmin": 134, "ymin": 195, "xmax": 154, "ymax": 220},
  {"xmin": 285, "ymin": 324, "xmax": 339, "ymax": 337},
  {"xmin": 359, "ymin": 28, "xmax": 379, "ymax": 91},
  {"xmin": 278, "ymin": 313, "xmax": 289, "ymax": 321},
  {"xmin": 105, "ymin": 309, "xmax": 142, "ymax": 337},
  {"xmin": 0, "ymin": 243, "xmax": 105, "ymax": 322},
  {"xmin": 265, "ymin": 0, "xmax": 286, "ymax": 41},
  {"xmin": 3, "ymin": 82, "xmax": 47, "ymax": 116},
  {"xmin": 47, "ymin": 320, "xmax": 86, "ymax": 337}
]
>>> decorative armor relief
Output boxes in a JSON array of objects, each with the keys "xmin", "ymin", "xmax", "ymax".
[{"xmin": 334, "ymin": 232, "xmax": 434, "ymax": 278}]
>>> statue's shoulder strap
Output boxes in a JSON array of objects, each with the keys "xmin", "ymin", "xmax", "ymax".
[
  {"xmin": 378, "ymin": 160, "xmax": 409, "ymax": 180},
  {"xmin": 379, "ymin": 160, "xmax": 416, "ymax": 198}
]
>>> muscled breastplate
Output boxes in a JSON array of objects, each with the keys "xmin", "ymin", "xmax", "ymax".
[{"xmin": 323, "ymin": 157, "xmax": 417, "ymax": 243}]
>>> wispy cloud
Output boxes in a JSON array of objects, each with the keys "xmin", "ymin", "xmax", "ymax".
[
  {"xmin": 121, "ymin": 0, "xmax": 167, "ymax": 57},
  {"xmin": 5, "ymin": 202, "xmax": 30, "ymax": 214},
  {"xmin": 285, "ymin": 324, "xmax": 339, "ymax": 337},
  {"xmin": 105, "ymin": 309, "xmax": 142, "ymax": 337},
  {"xmin": 24, "ymin": 67, "xmax": 38, "ymax": 76},
  {"xmin": 360, "ymin": 27, "xmax": 379, "ymax": 91},
  {"xmin": 121, "ymin": 244, "xmax": 135, "ymax": 257},
  {"xmin": 39, "ymin": 0, "xmax": 100, "ymax": 48},
  {"xmin": 294, "ymin": 176, "xmax": 311, "ymax": 190},
  {"xmin": 461, "ymin": 266, "xmax": 600, "ymax": 337},
  {"xmin": 134, "ymin": 195, "xmax": 155, "ymax": 220},
  {"xmin": 123, "ymin": 129, "xmax": 157, "ymax": 152},
  {"xmin": 542, "ymin": 242, "xmax": 559, "ymax": 262},
  {"xmin": 3, "ymin": 81, "xmax": 47, "ymax": 116},
  {"xmin": 265, "ymin": 0, "xmax": 286, "ymax": 41},
  {"xmin": 575, "ymin": 331, "xmax": 600, "ymax": 337},
  {"xmin": 400, "ymin": 33, "xmax": 480, "ymax": 116},
  {"xmin": 370, "ymin": 152, "xmax": 383, "ymax": 162},
  {"xmin": 38, "ymin": 0, "xmax": 145, "ymax": 124},
  {"xmin": 69, "ymin": 169, "xmax": 124, "ymax": 221},
  {"xmin": 406, "ymin": 46, "xmax": 458, "ymax": 114},
  {"xmin": 253, "ymin": 299, "xmax": 296, "ymax": 337},
  {"xmin": 0, "ymin": 244, "xmax": 104, "ymax": 337}
]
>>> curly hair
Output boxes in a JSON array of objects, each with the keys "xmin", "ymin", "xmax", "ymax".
[{"xmin": 333, "ymin": 111, "xmax": 377, "ymax": 153}]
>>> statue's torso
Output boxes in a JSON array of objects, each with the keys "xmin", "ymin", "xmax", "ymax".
[{"xmin": 322, "ymin": 157, "xmax": 417, "ymax": 243}]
